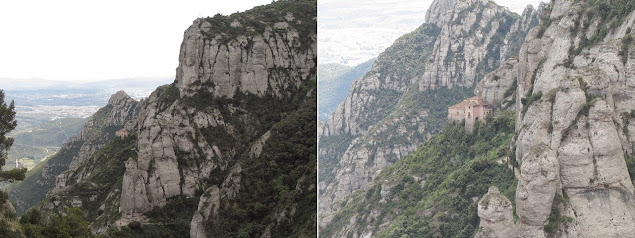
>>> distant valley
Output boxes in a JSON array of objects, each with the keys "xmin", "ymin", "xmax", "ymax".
[
  {"xmin": 0, "ymin": 78, "xmax": 172, "ymax": 174},
  {"xmin": 318, "ymin": 59, "xmax": 375, "ymax": 121}
]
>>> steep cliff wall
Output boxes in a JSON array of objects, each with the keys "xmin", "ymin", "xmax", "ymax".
[
  {"xmin": 510, "ymin": 0, "xmax": 635, "ymax": 236},
  {"xmin": 319, "ymin": 0, "xmax": 539, "ymax": 229},
  {"xmin": 470, "ymin": 0, "xmax": 635, "ymax": 237},
  {"xmin": 27, "ymin": 1, "xmax": 316, "ymax": 237}
]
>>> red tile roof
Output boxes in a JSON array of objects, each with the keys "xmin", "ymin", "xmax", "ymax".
[{"xmin": 449, "ymin": 96, "xmax": 489, "ymax": 109}]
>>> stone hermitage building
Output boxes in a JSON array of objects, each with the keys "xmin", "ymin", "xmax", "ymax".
[
  {"xmin": 115, "ymin": 128, "xmax": 130, "ymax": 138},
  {"xmin": 448, "ymin": 95, "xmax": 492, "ymax": 131}
]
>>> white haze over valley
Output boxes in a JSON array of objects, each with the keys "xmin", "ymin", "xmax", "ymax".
[
  {"xmin": 319, "ymin": 0, "xmax": 545, "ymax": 66},
  {"xmin": 0, "ymin": 1, "xmax": 270, "ymax": 125}
]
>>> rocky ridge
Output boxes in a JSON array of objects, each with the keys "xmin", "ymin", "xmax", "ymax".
[
  {"xmin": 16, "ymin": 1, "xmax": 317, "ymax": 237},
  {"xmin": 474, "ymin": 187, "xmax": 515, "ymax": 238},
  {"xmin": 319, "ymin": 0, "xmax": 539, "ymax": 229},
  {"xmin": 52, "ymin": 91, "xmax": 140, "ymax": 194},
  {"xmin": 9, "ymin": 91, "xmax": 139, "ymax": 215}
]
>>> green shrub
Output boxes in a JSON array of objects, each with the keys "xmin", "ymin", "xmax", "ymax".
[
  {"xmin": 0, "ymin": 219, "xmax": 21, "ymax": 238},
  {"xmin": 20, "ymin": 209, "xmax": 43, "ymax": 225},
  {"xmin": 521, "ymin": 91, "xmax": 543, "ymax": 115},
  {"xmin": 324, "ymin": 113, "xmax": 517, "ymax": 238},
  {"xmin": 0, "ymin": 168, "xmax": 27, "ymax": 181}
]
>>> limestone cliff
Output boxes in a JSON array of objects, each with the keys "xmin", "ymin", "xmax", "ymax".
[
  {"xmin": 24, "ymin": 1, "xmax": 316, "ymax": 237},
  {"xmin": 473, "ymin": 0, "xmax": 635, "ymax": 237},
  {"xmin": 319, "ymin": 0, "xmax": 539, "ymax": 230},
  {"xmin": 52, "ymin": 91, "xmax": 140, "ymax": 194},
  {"xmin": 9, "ymin": 91, "xmax": 139, "ymax": 215},
  {"xmin": 474, "ymin": 187, "xmax": 514, "ymax": 238}
]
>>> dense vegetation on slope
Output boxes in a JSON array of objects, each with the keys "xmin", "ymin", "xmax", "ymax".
[
  {"xmin": 15, "ymin": 208, "xmax": 93, "ymax": 238},
  {"xmin": 11, "ymin": 118, "xmax": 87, "ymax": 148},
  {"xmin": 318, "ymin": 59, "xmax": 375, "ymax": 121},
  {"xmin": 8, "ymin": 141, "xmax": 81, "ymax": 215},
  {"xmin": 202, "ymin": 0, "xmax": 316, "ymax": 48},
  {"xmin": 374, "ymin": 24, "xmax": 440, "ymax": 84},
  {"xmin": 105, "ymin": 197, "xmax": 198, "ymax": 238},
  {"xmin": 10, "ymin": 105, "xmax": 119, "ymax": 215},
  {"xmin": 323, "ymin": 113, "xmax": 517, "ymax": 237},
  {"xmin": 319, "ymin": 24, "xmax": 441, "ymax": 187},
  {"xmin": 46, "ymin": 136, "xmax": 137, "ymax": 227},
  {"xmin": 204, "ymin": 94, "xmax": 316, "ymax": 237}
]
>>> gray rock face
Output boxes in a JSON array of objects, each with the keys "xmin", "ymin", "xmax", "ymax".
[
  {"xmin": 319, "ymin": 0, "xmax": 539, "ymax": 231},
  {"xmin": 119, "ymin": 87, "xmax": 217, "ymax": 218},
  {"xmin": 33, "ymin": 3, "xmax": 316, "ymax": 236},
  {"xmin": 473, "ymin": 0, "xmax": 635, "ymax": 237},
  {"xmin": 420, "ymin": 0, "xmax": 534, "ymax": 91},
  {"xmin": 51, "ymin": 91, "xmax": 140, "ymax": 194},
  {"xmin": 475, "ymin": 187, "xmax": 514, "ymax": 238},
  {"xmin": 424, "ymin": 0, "xmax": 458, "ymax": 26},
  {"xmin": 190, "ymin": 165, "xmax": 242, "ymax": 238},
  {"xmin": 176, "ymin": 19, "xmax": 316, "ymax": 98},
  {"xmin": 515, "ymin": 144, "xmax": 558, "ymax": 237},
  {"xmin": 475, "ymin": 5, "xmax": 540, "ymax": 111},
  {"xmin": 476, "ymin": 58, "xmax": 519, "ymax": 109},
  {"xmin": 118, "ymin": 13, "xmax": 315, "ymax": 224}
]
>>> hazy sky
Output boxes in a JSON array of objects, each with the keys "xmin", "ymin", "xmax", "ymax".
[
  {"xmin": 0, "ymin": 0, "xmax": 271, "ymax": 82},
  {"xmin": 319, "ymin": 0, "xmax": 545, "ymax": 66},
  {"xmin": 1, "ymin": 0, "xmax": 545, "ymax": 83}
]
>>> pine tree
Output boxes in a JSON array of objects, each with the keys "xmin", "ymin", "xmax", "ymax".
[{"xmin": 0, "ymin": 90, "xmax": 26, "ymax": 183}]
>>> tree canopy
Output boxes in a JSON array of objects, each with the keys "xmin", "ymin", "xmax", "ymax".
[{"xmin": 0, "ymin": 89, "xmax": 25, "ymax": 181}]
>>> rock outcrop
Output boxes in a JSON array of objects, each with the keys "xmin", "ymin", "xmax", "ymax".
[
  {"xmin": 120, "ymin": 3, "xmax": 316, "ymax": 222},
  {"xmin": 475, "ymin": 57, "xmax": 519, "ymax": 110},
  {"xmin": 319, "ymin": 0, "xmax": 539, "ymax": 230},
  {"xmin": 513, "ymin": 0, "xmax": 635, "ymax": 236},
  {"xmin": 24, "ymin": 1, "xmax": 317, "ymax": 237},
  {"xmin": 515, "ymin": 144, "xmax": 559, "ymax": 237},
  {"xmin": 473, "ymin": 0, "xmax": 635, "ymax": 237},
  {"xmin": 474, "ymin": 187, "xmax": 514, "ymax": 238},
  {"xmin": 52, "ymin": 91, "xmax": 140, "ymax": 194},
  {"xmin": 175, "ymin": 17, "xmax": 315, "ymax": 98},
  {"xmin": 9, "ymin": 91, "xmax": 140, "ymax": 215},
  {"xmin": 420, "ymin": 0, "xmax": 535, "ymax": 90}
]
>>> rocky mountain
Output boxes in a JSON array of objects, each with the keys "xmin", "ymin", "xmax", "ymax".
[
  {"xmin": 320, "ymin": 0, "xmax": 635, "ymax": 237},
  {"xmin": 321, "ymin": 113, "xmax": 517, "ymax": 237},
  {"xmin": 474, "ymin": 0, "xmax": 635, "ymax": 237},
  {"xmin": 10, "ymin": 91, "xmax": 140, "ymax": 215},
  {"xmin": 319, "ymin": 0, "xmax": 539, "ymax": 229},
  {"xmin": 11, "ymin": 0, "xmax": 317, "ymax": 237}
]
